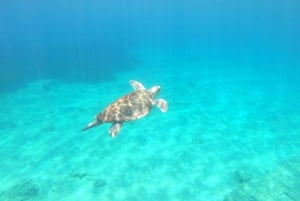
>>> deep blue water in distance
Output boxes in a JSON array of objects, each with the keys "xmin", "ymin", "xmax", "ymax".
[
  {"xmin": 0, "ymin": 1, "xmax": 300, "ymax": 201},
  {"xmin": 1, "ymin": 0, "xmax": 299, "ymax": 90}
]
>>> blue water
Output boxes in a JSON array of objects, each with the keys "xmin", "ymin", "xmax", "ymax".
[{"xmin": 1, "ymin": 1, "xmax": 300, "ymax": 201}]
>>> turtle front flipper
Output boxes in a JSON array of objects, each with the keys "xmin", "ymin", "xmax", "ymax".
[
  {"xmin": 109, "ymin": 122, "xmax": 123, "ymax": 138},
  {"xmin": 129, "ymin": 80, "xmax": 145, "ymax": 91},
  {"xmin": 154, "ymin": 98, "xmax": 168, "ymax": 112}
]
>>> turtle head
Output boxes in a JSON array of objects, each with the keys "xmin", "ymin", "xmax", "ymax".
[{"xmin": 148, "ymin": 86, "xmax": 160, "ymax": 98}]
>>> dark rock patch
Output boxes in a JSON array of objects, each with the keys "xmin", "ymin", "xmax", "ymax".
[
  {"xmin": 0, "ymin": 120, "xmax": 17, "ymax": 130},
  {"xmin": 1, "ymin": 179, "xmax": 40, "ymax": 200},
  {"xmin": 93, "ymin": 178, "xmax": 107, "ymax": 189},
  {"xmin": 233, "ymin": 167, "xmax": 253, "ymax": 184}
]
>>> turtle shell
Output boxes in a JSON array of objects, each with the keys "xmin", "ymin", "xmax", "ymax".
[{"xmin": 97, "ymin": 90, "xmax": 153, "ymax": 123}]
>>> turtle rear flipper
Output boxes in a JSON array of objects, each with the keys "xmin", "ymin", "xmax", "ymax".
[
  {"xmin": 154, "ymin": 98, "xmax": 168, "ymax": 112},
  {"xmin": 82, "ymin": 120, "xmax": 102, "ymax": 131},
  {"xmin": 109, "ymin": 122, "xmax": 123, "ymax": 138}
]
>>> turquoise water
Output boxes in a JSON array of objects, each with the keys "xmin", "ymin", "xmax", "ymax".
[
  {"xmin": 1, "ymin": 64, "xmax": 300, "ymax": 200},
  {"xmin": 1, "ymin": 1, "xmax": 300, "ymax": 201}
]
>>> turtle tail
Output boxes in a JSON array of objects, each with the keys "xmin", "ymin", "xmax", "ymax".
[{"xmin": 81, "ymin": 119, "xmax": 102, "ymax": 131}]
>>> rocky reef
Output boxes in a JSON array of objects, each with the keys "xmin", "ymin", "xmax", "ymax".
[{"xmin": 224, "ymin": 157, "xmax": 300, "ymax": 201}]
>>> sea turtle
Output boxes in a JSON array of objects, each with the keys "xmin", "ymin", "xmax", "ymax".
[{"xmin": 82, "ymin": 80, "xmax": 168, "ymax": 137}]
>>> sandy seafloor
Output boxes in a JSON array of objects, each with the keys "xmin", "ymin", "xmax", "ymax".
[{"xmin": 0, "ymin": 61, "xmax": 300, "ymax": 201}]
